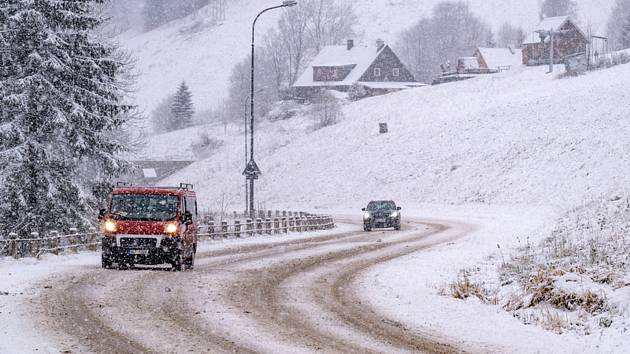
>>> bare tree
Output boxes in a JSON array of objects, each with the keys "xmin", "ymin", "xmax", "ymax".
[
  {"xmin": 539, "ymin": 0, "xmax": 578, "ymax": 20},
  {"xmin": 607, "ymin": 0, "xmax": 630, "ymax": 50},
  {"xmin": 497, "ymin": 22, "xmax": 525, "ymax": 48},
  {"xmin": 396, "ymin": 1, "xmax": 494, "ymax": 82},
  {"xmin": 223, "ymin": 0, "xmax": 357, "ymax": 124},
  {"xmin": 151, "ymin": 94, "xmax": 175, "ymax": 134},
  {"xmin": 304, "ymin": 0, "xmax": 357, "ymax": 52},
  {"xmin": 309, "ymin": 90, "xmax": 342, "ymax": 130}
]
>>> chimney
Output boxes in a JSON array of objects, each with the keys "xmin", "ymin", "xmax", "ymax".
[
  {"xmin": 376, "ymin": 38, "xmax": 385, "ymax": 51},
  {"xmin": 347, "ymin": 39, "xmax": 354, "ymax": 50}
]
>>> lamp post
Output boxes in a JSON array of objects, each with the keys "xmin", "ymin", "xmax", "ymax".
[{"xmin": 243, "ymin": 0, "xmax": 297, "ymax": 219}]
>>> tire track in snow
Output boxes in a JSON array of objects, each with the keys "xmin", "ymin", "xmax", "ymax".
[{"xmin": 32, "ymin": 217, "xmax": 480, "ymax": 353}]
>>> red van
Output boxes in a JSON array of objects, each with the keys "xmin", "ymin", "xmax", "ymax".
[{"xmin": 98, "ymin": 183, "xmax": 198, "ymax": 271}]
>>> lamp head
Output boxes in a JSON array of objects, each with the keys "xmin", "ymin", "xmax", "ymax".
[{"xmin": 282, "ymin": 0, "xmax": 298, "ymax": 7}]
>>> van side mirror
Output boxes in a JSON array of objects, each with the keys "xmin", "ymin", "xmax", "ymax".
[
  {"xmin": 397, "ymin": 206, "xmax": 402, "ymax": 210},
  {"xmin": 183, "ymin": 211, "xmax": 193, "ymax": 225},
  {"xmin": 361, "ymin": 208, "xmax": 366, "ymax": 211},
  {"xmin": 98, "ymin": 208, "xmax": 107, "ymax": 220}
]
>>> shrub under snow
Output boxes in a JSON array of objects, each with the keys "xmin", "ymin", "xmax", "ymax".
[
  {"xmin": 500, "ymin": 194, "xmax": 630, "ymax": 334},
  {"xmin": 445, "ymin": 194, "xmax": 630, "ymax": 335}
]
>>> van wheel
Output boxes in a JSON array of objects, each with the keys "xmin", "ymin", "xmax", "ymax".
[
  {"xmin": 171, "ymin": 249, "xmax": 184, "ymax": 271},
  {"xmin": 101, "ymin": 254, "xmax": 113, "ymax": 269},
  {"xmin": 184, "ymin": 244, "xmax": 196, "ymax": 270}
]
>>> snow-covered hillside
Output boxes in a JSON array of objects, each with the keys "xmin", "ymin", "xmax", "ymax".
[
  {"xmin": 120, "ymin": 0, "xmax": 285, "ymax": 113},
  {"xmin": 120, "ymin": 0, "xmax": 615, "ymax": 113},
  {"xmin": 161, "ymin": 63, "xmax": 630, "ymax": 213}
]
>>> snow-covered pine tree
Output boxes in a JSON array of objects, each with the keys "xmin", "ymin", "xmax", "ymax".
[
  {"xmin": 170, "ymin": 81, "xmax": 194, "ymax": 130},
  {"xmin": 0, "ymin": 0, "xmax": 134, "ymax": 237}
]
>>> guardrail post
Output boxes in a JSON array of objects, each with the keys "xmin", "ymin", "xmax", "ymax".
[
  {"xmin": 50, "ymin": 231, "xmax": 59, "ymax": 255},
  {"xmin": 208, "ymin": 221, "xmax": 215, "ymax": 239},
  {"xmin": 69, "ymin": 227, "xmax": 78, "ymax": 253},
  {"xmin": 246, "ymin": 219, "xmax": 253, "ymax": 237},
  {"xmin": 30, "ymin": 232, "xmax": 40, "ymax": 257},
  {"xmin": 234, "ymin": 220, "xmax": 241, "ymax": 238},
  {"xmin": 295, "ymin": 218, "xmax": 302, "ymax": 232},
  {"xmin": 221, "ymin": 221, "xmax": 228, "ymax": 239},
  {"xmin": 9, "ymin": 233, "xmax": 18, "ymax": 259},
  {"xmin": 256, "ymin": 218, "xmax": 263, "ymax": 235},
  {"xmin": 265, "ymin": 218, "xmax": 272, "ymax": 235},
  {"xmin": 273, "ymin": 218, "xmax": 280, "ymax": 234},
  {"xmin": 281, "ymin": 217, "xmax": 287, "ymax": 233}
]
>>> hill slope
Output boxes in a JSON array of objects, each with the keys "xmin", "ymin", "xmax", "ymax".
[
  {"xmin": 120, "ymin": 0, "xmax": 615, "ymax": 113},
  {"xmin": 161, "ymin": 63, "xmax": 630, "ymax": 212}
]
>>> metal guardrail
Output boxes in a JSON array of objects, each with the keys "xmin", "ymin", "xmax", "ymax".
[{"xmin": 0, "ymin": 214, "xmax": 335, "ymax": 260}]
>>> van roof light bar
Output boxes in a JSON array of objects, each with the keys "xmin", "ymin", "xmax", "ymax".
[
  {"xmin": 116, "ymin": 181, "xmax": 132, "ymax": 187},
  {"xmin": 179, "ymin": 183, "xmax": 194, "ymax": 190}
]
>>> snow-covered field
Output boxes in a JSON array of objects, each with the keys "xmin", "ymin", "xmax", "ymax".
[
  {"xmin": 157, "ymin": 63, "xmax": 630, "ymax": 212},
  {"xmin": 121, "ymin": 0, "xmax": 615, "ymax": 112}
]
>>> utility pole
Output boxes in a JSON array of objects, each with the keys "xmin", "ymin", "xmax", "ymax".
[{"xmin": 548, "ymin": 28, "xmax": 554, "ymax": 73}]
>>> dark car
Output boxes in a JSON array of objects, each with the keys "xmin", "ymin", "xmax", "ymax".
[{"xmin": 362, "ymin": 200, "xmax": 401, "ymax": 231}]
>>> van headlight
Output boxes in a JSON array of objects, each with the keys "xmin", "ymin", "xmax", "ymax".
[
  {"xmin": 104, "ymin": 220, "xmax": 117, "ymax": 233},
  {"xmin": 390, "ymin": 211, "xmax": 399, "ymax": 218},
  {"xmin": 164, "ymin": 223, "xmax": 178, "ymax": 234},
  {"xmin": 363, "ymin": 212, "xmax": 371, "ymax": 220}
]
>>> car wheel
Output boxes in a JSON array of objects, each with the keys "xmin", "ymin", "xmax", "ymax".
[{"xmin": 364, "ymin": 225, "xmax": 372, "ymax": 232}]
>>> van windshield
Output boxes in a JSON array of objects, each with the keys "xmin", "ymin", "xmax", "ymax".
[{"xmin": 110, "ymin": 194, "xmax": 179, "ymax": 221}]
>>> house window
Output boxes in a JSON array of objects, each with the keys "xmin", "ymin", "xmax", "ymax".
[
  {"xmin": 374, "ymin": 67, "xmax": 381, "ymax": 77},
  {"xmin": 392, "ymin": 68, "xmax": 400, "ymax": 77},
  {"xmin": 314, "ymin": 67, "xmax": 340, "ymax": 81}
]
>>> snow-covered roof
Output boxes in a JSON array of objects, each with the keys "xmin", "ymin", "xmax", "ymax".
[
  {"xmin": 476, "ymin": 47, "xmax": 522, "ymax": 70},
  {"xmin": 523, "ymin": 16, "xmax": 584, "ymax": 44},
  {"xmin": 293, "ymin": 44, "xmax": 385, "ymax": 87}
]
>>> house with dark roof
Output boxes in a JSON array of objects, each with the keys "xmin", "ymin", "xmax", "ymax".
[
  {"xmin": 522, "ymin": 16, "xmax": 588, "ymax": 66},
  {"xmin": 292, "ymin": 39, "xmax": 423, "ymax": 98}
]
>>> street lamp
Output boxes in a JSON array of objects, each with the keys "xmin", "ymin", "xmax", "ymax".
[{"xmin": 243, "ymin": 0, "xmax": 298, "ymax": 219}]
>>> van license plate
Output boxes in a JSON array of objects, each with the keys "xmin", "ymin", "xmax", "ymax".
[
  {"xmin": 129, "ymin": 250, "xmax": 149, "ymax": 256},
  {"xmin": 376, "ymin": 218, "xmax": 386, "ymax": 223}
]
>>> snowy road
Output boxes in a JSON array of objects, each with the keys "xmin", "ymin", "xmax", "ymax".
[{"xmin": 28, "ymin": 217, "xmax": 478, "ymax": 353}]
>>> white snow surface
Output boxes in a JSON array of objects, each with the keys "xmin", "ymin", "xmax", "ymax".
[
  {"xmin": 120, "ymin": 0, "xmax": 615, "ymax": 112},
  {"xmin": 160, "ymin": 63, "xmax": 630, "ymax": 214},
  {"xmin": 357, "ymin": 204, "xmax": 630, "ymax": 353}
]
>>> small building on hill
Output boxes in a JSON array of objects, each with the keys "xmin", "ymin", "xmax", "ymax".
[
  {"xmin": 473, "ymin": 47, "xmax": 522, "ymax": 71},
  {"xmin": 522, "ymin": 16, "xmax": 588, "ymax": 66},
  {"xmin": 292, "ymin": 39, "xmax": 422, "ymax": 98}
]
